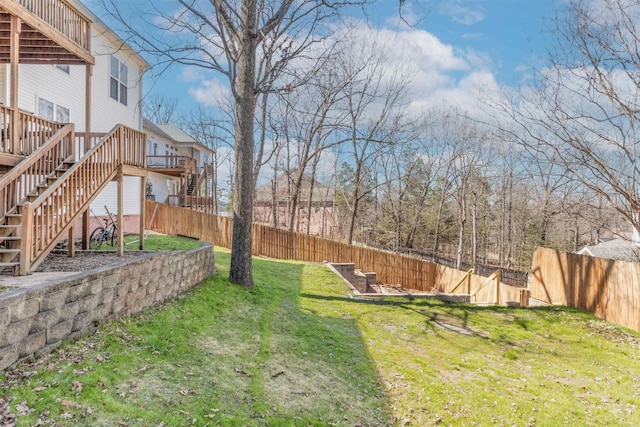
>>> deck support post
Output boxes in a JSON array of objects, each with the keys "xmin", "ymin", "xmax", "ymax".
[
  {"xmin": 10, "ymin": 16, "xmax": 21, "ymax": 155},
  {"xmin": 139, "ymin": 176, "xmax": 145, "ymax": 250},
  {"xmin": 117, "ymin": 166, "xmax": 124, "ymax": 257},
  {"xmin": 68, "ymin": 226, "xmax": 75, "ymax": 258}
]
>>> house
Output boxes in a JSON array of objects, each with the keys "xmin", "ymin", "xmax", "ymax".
[
  {"xmin": 254, "ymin": 171, "xmax": 337, "ymax": 237},
  {"xmin": 0, "ymin": 0, "xmax": 149, "ymax": 274},
  {"xmin": 577, "ymin": 238, "xmax": 640, "ymax": 262},
  {"xmin": 144, "ymin": 119, "xmax": 215, "ymax": 213}
]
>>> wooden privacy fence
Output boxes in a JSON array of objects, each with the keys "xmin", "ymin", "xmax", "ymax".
[
  {"xmin": 530, "ymin": 247, "xmax": 640, "ymax": 332},
  {"xmin": 146, "ymin": 201, "xmax": 526, "ymax": 304},
  {"xmin": 437, "ymin": 266, "xmax": 525, "ymax": 305}
]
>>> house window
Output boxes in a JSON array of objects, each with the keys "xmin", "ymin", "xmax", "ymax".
[
  {"xmin": 153, "ymin": 143, "xmax": 158, "ymax": 155},
  {"xmin": 56, "ymin": 105, "xmax": 69, "ymax": 123},
  {"xmin": 37, "ymin": 98, "xmax": 54, "ymax": 121},
  {"xmin": 38, "ymin": 98, "xmax": 70, "ymax": 123},
  {"xmin": 56, "ymin": 64, "xmax": 70, "ymax": 74},
  {"xmin": 110, "ymin": 55, "xmax": 128, "ymax": 106}
]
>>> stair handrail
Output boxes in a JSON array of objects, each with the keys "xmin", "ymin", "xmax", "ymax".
[
  {"xmin": 30, "ymin": 124, "xmax": 120, "ymax": 207},
  {"xmin": 22, "ymin": 124, "xmax": 146, "ymax": 273},
  {"xmin": 0, "ymin": 123, "xmax": 74, "ymax": 220}
]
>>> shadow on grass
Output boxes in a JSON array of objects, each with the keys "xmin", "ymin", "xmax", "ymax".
[
  {"xmin": 242, "ymin": 256, "xmax": 392, "ymax": 426},
  {"xmin": 2, "ymin": 251, "xmax": 392, "ymax": 427},
  {"xmin": 298, "ymin": 292, "xmax": 602, "ymax": 348}
]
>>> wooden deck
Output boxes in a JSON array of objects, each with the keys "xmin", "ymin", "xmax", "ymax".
[{"xmin": 0, "ymin": 0, "xmax": 93, "ymax": 65}]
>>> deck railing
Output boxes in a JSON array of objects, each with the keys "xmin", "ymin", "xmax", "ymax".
[
  {"xmin": 0, "ymin": 124, "xmax": 74, "ymax": 219},
  {"xmin": 0, "ymin": 105, "xmax": 65, "ymax": 155},
  {"xmin": 18, "ymin": 0, "xmax": 91, "ymax": 51},
  {"xmin": 75, "ymin": 132, "xmax": 105, "ymax": 158},
  {"xmin": 20, "ymin": 124, "xmax": 146, "ymax": 274},
  {"xmin": 167, "ymin": 195, "xmax": 215, "ymax": 213},
  {"xmin": 147, "ymin": 155, "xmax": 196, "ymax": 171},
  {"xmin": 0, "ymin": 106, "xmax": 10, "ymax": 153}
]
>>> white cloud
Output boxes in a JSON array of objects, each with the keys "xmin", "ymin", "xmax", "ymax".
[
  {"xmin": 438, "ymin": 1, "xmax": 485, "ymax": 25},
  {"xmin": 180, "ymin": 66, "xmax": 204, "ymax": 83},
  {"xmin": 188, "ymin": 78, "xmax": 232, "ymax": 108},
  {"xmin": 185, "ymin": 18, "xmax": 501, "ymax": 120}
]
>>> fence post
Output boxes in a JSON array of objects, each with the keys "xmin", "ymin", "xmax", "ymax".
[
  {"xmin": 495, "ymin": 270, "xmax": 501, "ymax": 305},
  {"xmin": 520, "ymin": 289, "xmax": 530, "ymax": 307}
]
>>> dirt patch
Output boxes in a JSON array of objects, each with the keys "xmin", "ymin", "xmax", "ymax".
[{"xmin": 33, "ymin": 250, "xmax": 152, "ymax": 273}]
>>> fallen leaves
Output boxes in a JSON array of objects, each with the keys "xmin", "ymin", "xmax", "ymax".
[
  {"xmin": 60, "ymin": 399, "xmax": 80, "ymax": 408},
  {"xmin": 15, "ymin": 401, "xmax": 33, "ymax": 415},
  {"xmin": 72, "ymin": 380, "xmax": 84, "ymax": 392}
]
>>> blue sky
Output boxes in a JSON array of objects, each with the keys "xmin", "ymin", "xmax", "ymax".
[
  {"xmin": 416, "ymin": 0, "xmax": 556, "ymax": 85},
  {"xmin": 86, "ymin": 0, "xmax": 561, "ymax": 115}
]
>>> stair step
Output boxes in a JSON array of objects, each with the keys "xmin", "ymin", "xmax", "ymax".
[
  {"xmin": 3, "ymin": 218, "xmax": 21, "ymax": 226},
  {"xmin": 0, "ymin": 262, "xmax": 19, "ymax": 268},
  {"xmin": 0, "ymin": 236, "xmax": 20, "ymax": 241},
  {"xmin": 0, "ymin": 248, "xmax": 20, "ymax": 254}
]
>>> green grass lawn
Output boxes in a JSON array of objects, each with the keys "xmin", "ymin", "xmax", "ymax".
[
  {"xmin": 2, "ymin": 249, "xmax": 640, "ymax": 426},
  {"xmin": 101, "ymin": 233, "xmax": 203, "ymax": 251}
]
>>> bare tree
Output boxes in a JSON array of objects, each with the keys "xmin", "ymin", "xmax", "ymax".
[
  {"xmin": 143, "ymin": 92, "xmax": 179, "ymax": 124},
  {"xmin": 333, "ymin": 32, "xmax": 410, "ymax": 244},
  {"xmin": 181, "ymin": 106, "xmax": 235, "ymax": 215},
  {"xmin": 488, "ymin": 0, "xmax": 640, "ymax": 242},
  {"xmin": 103, "ymin": 0, "xmax": 365, "ymax": 286}
]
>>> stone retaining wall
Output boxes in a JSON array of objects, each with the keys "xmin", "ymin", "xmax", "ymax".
[{"xmin": 0, "ymin": 244, "xmax": 215, "ymax": 371}]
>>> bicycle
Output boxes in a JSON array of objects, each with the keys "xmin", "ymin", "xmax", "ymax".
[{"xmin": 90, "ymin": 206, "xmax": 118, "ymax": 249}]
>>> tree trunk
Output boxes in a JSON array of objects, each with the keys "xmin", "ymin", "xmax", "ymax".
[
  {"xmin": 471, "ymin": 195, "xmax": 478, "ymax": 270},
  {"xmin": 347, "ymin": 192, "xmax": 360, "ymax": 244},
  {"xmin": 271, "ymin": 177, "xmax": 278, "ymax": 228},
  {"xmin": 306, "ymin": 156, "xmax": 320, "ymax": 236},
  {"xmin": 229, "ymin": 2, "xmax": 257, "ymax": 288},
  {"xmin": 253, "ymin": 92, "xmax": 269, "ymax": 187},
  {"xmin": 405, "ymin": 180, "xmax": 430, "ymax": 248},
  {"xmin": 456, "ymin": 187, "xmax": 466, "ymax": 270},
  {"xmin": 433, "ymin": 182, "xmax": 448, "ymax": 257}
]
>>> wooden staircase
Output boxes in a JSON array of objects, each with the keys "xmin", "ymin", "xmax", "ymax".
[
  {"xmin": 0, "ymin": 123, "xmax": 147, "ymax": 275},
  {"xmin": 0, "ymin": 124, "xmax": 76, "ymax": 271},
  {"xmin": 186, "ymin": 173, "xmax": 197, "ymax": 196},
  {"xmin": 0, "ymin": 159, "xmax": 76, "ymax": 270}
]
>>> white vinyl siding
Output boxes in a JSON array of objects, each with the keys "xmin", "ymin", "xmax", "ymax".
[
  {"xmin": 91, "ymin": 32, "xmax": 143, "ymax": 132},
  {"xmin": 91, "ymin": 178, "xmax": 142, "ymax": 216},
  {"xmin": 9, "ymin": 28, "xmax": 144, "ymax": 133},
  {"xmin": 147, "ymin": 171, "xmax": 179, "ymax": 204}
]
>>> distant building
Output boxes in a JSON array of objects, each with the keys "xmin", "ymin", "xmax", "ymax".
[
  {"xmin": 144, "ymin": 120, "xmax": 215, "ymax": 213},
  {"xmin": 577, "ymin": 237, "xmax": 640, "ymax": 262},
  {"xmin": 254, "ymin": 172, "xmax": 337, "ymax": 237}
]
